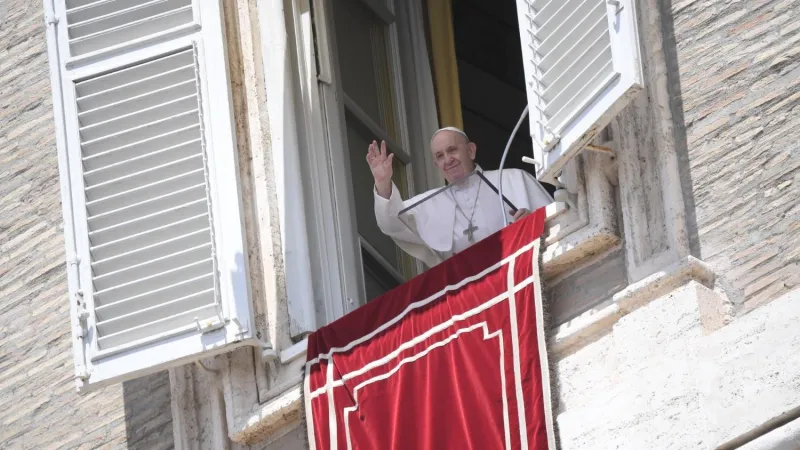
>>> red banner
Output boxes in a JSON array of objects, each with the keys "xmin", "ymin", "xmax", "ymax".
[{"xmin": 305, "ymin": 209, "xmax": 554, "ymax": 450}]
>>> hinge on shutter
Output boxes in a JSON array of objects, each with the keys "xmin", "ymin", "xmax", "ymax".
[
  {"xmin": 73, "ymin": 289, "xmax": 91, "ymax": 382},
  {"xmin": 45, "ymin": 14, "xmax": 59, "ymax": 26},
  {"xmin": 75, "ymin": 290, "xmax": 90, "ymax": 324}
]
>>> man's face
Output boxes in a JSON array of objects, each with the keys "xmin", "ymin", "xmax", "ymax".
[{"xmin": 430, "ymin": 131, "xmax": 477, "ymax": 183}]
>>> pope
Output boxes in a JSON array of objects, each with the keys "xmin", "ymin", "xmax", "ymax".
[{"xmin": 368, "ymin": 127, "xmax": 552, "ymax": 267}]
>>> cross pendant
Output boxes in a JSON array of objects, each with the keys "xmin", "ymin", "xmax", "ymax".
[{"xmin": 463, "ymin": 222, "xmax": 478, "ymax": 243}]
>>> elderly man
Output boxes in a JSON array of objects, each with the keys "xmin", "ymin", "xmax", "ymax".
[{"xmin": 368, "ymin": 127, "xmax": 552, "ymax": 267}]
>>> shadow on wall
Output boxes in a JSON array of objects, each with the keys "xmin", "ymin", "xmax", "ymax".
[
  {"xmin": 122, "ymin": 371, "xmax": 174, "ymax": 450},
  {"xmin": 658, "ymin": 0, "xmax": 701, "ymax": 259}
]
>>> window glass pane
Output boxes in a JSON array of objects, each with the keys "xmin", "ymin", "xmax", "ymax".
[
  {"xmin": 362, "ymin": 247, "xmax": 401, "ymax": 301},
  {"xmin": 333, "ymin": 0, "xmax": 397, "ymax": 137},
  {"xmin": 345, "ymin": 115, "xmax": 407, "ymax": 274}
]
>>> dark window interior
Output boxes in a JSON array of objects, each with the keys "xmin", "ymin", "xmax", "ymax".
[
  {"xmin": 362, "ymin": 247, "xmax": 402, "ymax": 301},
  {"xmin": 452, "ymin": 0, "xmax": 554, "ymax": 195}
]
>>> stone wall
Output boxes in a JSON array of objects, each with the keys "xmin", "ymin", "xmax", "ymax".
[
  {"xmin": 554, "ymin": 285, "xmax": 800, "ymax": 449},
  {"xmin": 0, "ymin": 1, "xmax": 173, "ymax": 448},
  {"xmin": 667, "ymin": 0, "xmax": 799, "ymax": 314}
]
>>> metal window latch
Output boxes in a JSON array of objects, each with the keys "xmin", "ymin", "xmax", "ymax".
[
  {"xmin": 194, "ymin": 317, "xmax": 225, "ymax": 333},
  {"xmin": 607, "ymin": 0, "xmax": 624, "ymax": 14},
  {"xmin": 542, "ymin": 134, "xmax": 561, "ymax": 153}
]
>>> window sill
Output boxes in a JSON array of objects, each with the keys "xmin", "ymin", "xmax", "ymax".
[
  {"xmin": 548, "ymin": 255, "xmax": 716, "ymax": 358},
  {"xmin": 230, "ymin": 340, "xmax": 308, "ymax": 445},
  {"xmin": 230, "ymin": 378, "xmax": 304, "ymax": 445}
]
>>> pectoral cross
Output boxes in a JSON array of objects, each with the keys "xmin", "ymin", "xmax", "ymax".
[{"xmin": 463, "ymin": 221, "xmax": 478, "ymax": 243}]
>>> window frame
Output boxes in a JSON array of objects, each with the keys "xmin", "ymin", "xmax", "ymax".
[
  {"xmin": 333, "ymin": 0, "xmax": 423, "ymax": 289},
  {"xmin": 283, "ymin": 0, "xmax": 440, "ymax": 330}
]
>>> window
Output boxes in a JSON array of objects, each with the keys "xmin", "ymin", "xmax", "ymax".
[
  {"xmin": 284, "ymin": 0, "xmax": 643, "ymax": 334},
  {"xmin": 332, "ymin": 0, "xmax": 422, "ymax": 298},
  {"xmin": 45, "ymin": 0, "xmax": 253, "ymax": 391},
  {"xmin": 282, "ymin": 0, "xmax": 441, "ymax": 333}
]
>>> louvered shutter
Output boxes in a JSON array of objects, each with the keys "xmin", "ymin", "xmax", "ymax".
[
  {"xmin": 516, "ymin": 0, "xmax": 643, "ymax": 183},
  {"xmin": 44, "ymin": 0, "xmax": 254, "ymax": 392}
]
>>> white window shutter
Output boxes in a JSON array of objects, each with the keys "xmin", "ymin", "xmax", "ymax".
[
  {"xmin": 44, "ymin": 0, "xmax": 254, "ymax": 392},
  {"xmin": 516, "ymin": 0, "xmax": 643, "ymax": 183}
]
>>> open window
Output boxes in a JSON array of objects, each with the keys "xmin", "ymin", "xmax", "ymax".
[
  {"xmin": 330, "ymin": 0, "xmax": 424, "ymax": 301},
  {"xmin": 285, "ymin": 0, "xmax": 644, "ymax": 331},
  {"xmin": 44, "ymin": 0, "xmax": 253, "ymax": 391}
]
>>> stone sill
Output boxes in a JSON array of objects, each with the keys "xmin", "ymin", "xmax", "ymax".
[
  {"xmin": 230, "ymin": 340, "xmax": 309, "ymax": 445},
  {"xmin": 230, "ymin": 378, "xmax": 304, "ymax": 445},
  {"xmin": 549, "ymin": 255, "xmax": 716, "ymax": 358}
]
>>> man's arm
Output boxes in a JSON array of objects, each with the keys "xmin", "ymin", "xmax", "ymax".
[
  {"xmin": 367, "ymin": 140, "xmax": 393, "ymax": 199},
  {"xmin": 367, "ymin": 141, "xmax": 425, "ymax": 244},
  {"xmin": 368, "ymin": 141, "xmax": 441, "ymax": 266}
]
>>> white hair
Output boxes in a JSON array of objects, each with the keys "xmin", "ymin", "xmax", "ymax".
[{"xmin": 430, "ymin": 126, "xmax": 469, "ymax": 144}]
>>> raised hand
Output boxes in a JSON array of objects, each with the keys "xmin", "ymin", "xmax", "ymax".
[{"xmin": 366, "ymin": 140, "xmax": 394, "ymax": 198}]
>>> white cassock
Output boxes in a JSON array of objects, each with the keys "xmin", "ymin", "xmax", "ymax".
[{"xmin": 374, "ymin": 167, "xmax": 552, "ymax": 267}]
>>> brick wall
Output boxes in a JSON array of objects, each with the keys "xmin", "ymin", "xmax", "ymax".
[
  {"xmin": 0, "ymin": 1, "xmax": 173, "ymax": 448},
  {"xmin": 668, "ymin": 0, "xmax": 800, "ymax": 314}
]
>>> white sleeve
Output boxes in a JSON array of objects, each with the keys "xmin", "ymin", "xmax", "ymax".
[
  {"xmin": 519, "ymin": 170, "xmax": 553, "ymax": 211},
  {"xmin": 374, "ymin": 183, "xmax": 443, "ymax": 268},
  {"xmin": 374, "ymin": 182, "xmax": 420, "ymax": 240}
]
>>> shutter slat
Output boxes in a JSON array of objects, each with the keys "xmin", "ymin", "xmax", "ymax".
[
  {"xmin": 85, "ymin": 154, "xmax": 203, "ymax": 201},
  {"xmin": 86, "ymin": 169, "xmax": 205, "ymax": 216},
  {"xmin": 77, "ymin": 65, "xmax": 195, "ymax": 111},
  {"xmin": 88, "ymin": 199, "xmax": 207, "ymax": 244},
  {"xmin": 68, "ymin": 5, "xmax": 193, "ymax": 56},
  {"xmin": 534, "ymin": 0, "xmax": 575, "ymax": 33},
  {"xmin": 539, "ymin": 13, "xmax": 606, "ymax": 80},
  {"xmin": 96, "ymin": 288, "xmax": 216, "ymax": 336},
  {"xmin": 91, "ymin": 213, "xmax": 209, "ymax": 261},
  {"xmin": 79, "ymin": 95, "xmax": 198, "ymax": 141},
  {"xmin": 95, "ymin": 273, "xmax": 214, "ymax": 317},
  {"xmin": 94, "ymin": 258, "xmax": 213, "ymax": 305},
  {"xmin": 548, "ymin": 60, "xmax": 614, "ymax": 129},
  {"xmin": 75, "ymin": 50, "xmax": 193, "ymax": 97},
  {"xmin": 68, "ymin": 0, "xmax": 161, "ymax": 22},
  {"xmin": 97, "ymin": 302, "xmax": 218, "ymax": 350},
  {"xmin": 82, "ymin": 125, "xmax": 200, "ymax": 169},
  {"xmin": 94, "ymin": 243, "xmax": 212, "ymax": 290},
  {"xmin": 78, "ymin": 80, "xmax": 197, "ymax": 127},
  {"xmin": 531, "ymin": 0, "xmax": 550, "ymax": 11},
  {"xmin": 87, "ymin": 183, "xmax": 206, "ymax": 229},
  {"xmin": 66, "ymin": 0, "xmax": 116, "ymax": 13},
  {"xmin": 81, "ymin": 110, "xmax": 199, "ymax": 156},
  {"xmin": 542, "ymin": 30, "xmax": 608, "ymax": 99},
  {"xmin": 530, "ymin": 0, "xmax": 558, "ymax": 26},
  {"xmin": 536, "ymin": 0, "xmax": 599, "ymax": 55},
  {"xmin": 92, "ymin": 228, "xmax": 210, "ymax": 275},
  {"xmin": 83, "ymin": 139, "xmax": 202, "ymax": 185},
  {"xmin": 68, "ymin": 0, "xmax": 189, "ymax": 39}
]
